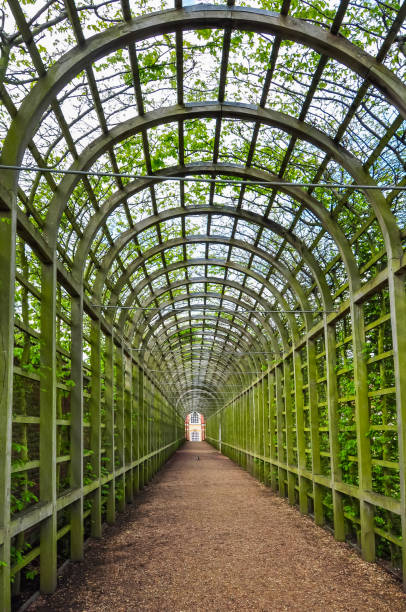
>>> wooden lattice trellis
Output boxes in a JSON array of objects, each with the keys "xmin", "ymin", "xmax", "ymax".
[{"xmin": 0, "ymin": 0, "xmax": 406, "ymax": 608}]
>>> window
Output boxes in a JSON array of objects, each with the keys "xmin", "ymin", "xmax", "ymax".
[
  {"xmin": 190, "ymin": 411, "xmax": 200, "ymax": 424},
  {"xmin": 191, "ymin": 431, "xmax": 200, "ymax": 441}
]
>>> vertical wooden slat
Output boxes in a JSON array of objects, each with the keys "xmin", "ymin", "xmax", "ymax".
[
  {"xmin": 0, "ymin": 206, "xmax": 16, "ymax": 610},
  {"xmin": 39, "ymin": 256, "xmax": 58, "ymax": 591},
  {"xmin": 294, "ymin": 347, "xmax": 307, "ymax": 513},
  {"xmin": 351, "ymin": 303, "xmax": 374, "ymax": 559},
  {"xmin": 275, "ymin": 364, "xmax": 285, "ymax": 497},
  {"xmin": 284, "ymin": 359, "xmax": 296, "ymax": 505},
  {"xmin": 133, "ymin": 364, "xmax": 140, "ymax": 493},
  {"xmin": 268, "ymin": 371, "xmax": 277, "ymax": 491},
  {"xmin": 125, "ymin": 353, "xmax": 133, "ymax": 503},
  {"xmin": 70, "ymin": 293, "xmax": 84, "ymax": 561},
  {"xmin": 115, "ymin": 346, "xmax": 125, "ymax": 512},
  {"xmin": 325, "ymin": 321, "xmax": 345, "ymax": 542},
  {"xmin": 105, "ymin": 332, "xmax": 115, "ymax": 524},
  {"xmin": 139, "ymin": 369, "xmax": 145, "ymax": 489},
  {"xmin": 387, "ymin": 268, "xmax": 406, "ymax": 588},
  {"xmin": 90, "ymin": 317, "xmax": 102, "ymax": 538},
  {"xmin": 307, "ymin": 337, "xmax": 323, "ymax": 525}
]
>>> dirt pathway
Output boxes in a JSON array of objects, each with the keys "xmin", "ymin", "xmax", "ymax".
[{"xmin": 30, "ymin": 442, "xmax": 406, "ymax": 611}]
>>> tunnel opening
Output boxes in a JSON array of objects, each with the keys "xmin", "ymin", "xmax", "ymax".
[
  {"xmin": 0, "ymin": 0, "xmax": 406, "ymax": 608},
  {"xmin": 185, "ymin": 411, "xmax": 206, "ymax": 442}
]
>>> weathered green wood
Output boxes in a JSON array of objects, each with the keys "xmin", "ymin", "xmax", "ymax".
[
  {"xmin": 262, "ymin": 376, "xmax": 269, "ymax": 485},
  {"xmin": 325, "ymin": 321, "xmax": 345, "ymax": 542},
  {"xmin": 268, "ymin": 372, "xmax": 277, "ymax": 490},
  {"xmin": 70, "ymin": 294, "xmax": 84, "ymax": 561},
  {"xmin": 0, "ymin": 206, "xmax": 16, "ymax": 611},
  {"xmin": 351, "ymin": 302, "xmax": 374, "ymax": 561},
  {"xmin": 115, "ymin": 346, "xmax": 126, "ymax": 512},
  {"xmin": 307, "ymin": 337, "xmax": 323, "ymax": 525},
  {"xmin": 284, "ymin": 360, "xmax": 296, "ymax": 505},
  {"xmin": 144, "ymin": 378, "xmax": 150, "ymax": 482},
  {"xmin": 259, "ymin": 381, "xmax": 265, "ymax": 483},
  {"xmin": 387, "ymin": 268, "xmax": 406, "ymax": 589},
  {"xmin": 138, "ymin": 369, "xmax": 145, "ymax": 489},
  {"xmin": 12, "ymin": 243, "xmax": 30, "ymax": 597},
  {"xmin": 275, "ymin": 365, "xmax": 285, "ymax": 496},
  {"xmin": 294, "ymin": 349, "xmax": 307, "ymax": 513},
  {"xmin": 104, "ymin": 332, "xmax": 116, "ymax": 524},
  {"xmin": 243, "ymin": 393, "xmax": 248, "ymax": 469},
  {"xmin": 239, "ymin": 396, "xmax": 244, "ymax": 468},
  {"xmin": 125, "ymin": 354, "xmax": 133, "ymax": 503},
  {"xmin": 90, "ymin": 318, "xmax": 102, "ymax": 538},
  {"xmin": 249, "ymin": 388, "xmax": 254, "ymax": 476},
  {"xmin": 132, "ymin": 364, "xmax": 140, "ymax": 493},
  {"xmin": 39, "ymin": 258, "xmax": 58, "ymax": 592},
  {"xmin": 255, "ymin": 384, "xmax": 260, "ymax": 480}
]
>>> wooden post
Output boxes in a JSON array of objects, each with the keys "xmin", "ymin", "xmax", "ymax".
[
  {"xmin": 125, "ymin": 352, "xmax": 133, "ymax": 503},
  {"xmin": 294, "ymin": 348, "xmax": 307, "ymax": 513},
  {"xmin": 325, "ymin": 320, "xmax": 345, "ymax": 542},
  {"xmin": 139, "ymin": 369, "xmax": 145, "ymax": 488},
  {"xmin": 0, "ymin": 205, "xmax": 16, "ymax": 610},
  {"xmin": 269, "ymin": 371, "xmax": 277, "ymax": 491},
  {"xmin": 307, "ymin": 337, "xmax": 323, "ymax": 525},
  {"xmin": 70, "ymin": 293, "xmax": 84, "ymax": 561},
  {"xmin": 105, "ymin": 332, "xmax": 115, "ymax": 524},
  {"xmin": 133, "ymin": 364, "xmax": 140, "ymax": 493},
  {"xmin": 284, "ymin": 359, "xmax": 296, "ymax": 505},
  {"xmin": 275, "ymin": 364, "xmax": 285, "ymax": 497},
  {"xmin": 387, "ymin": 267, "xmax": 406, "ymax": 589},
  {"xmin": 39, "ymin": 256, "xmax": 58, "ymax": 591},
  {"xmin": 115, "ymin": 345, "xmax": 126, "ymax": 512},
  {"xmin": 90, "ymin": 317, "xmax": 102, "ymax": 538},
  {"xmin": 351, "ymin": 302, "xmax": 374, "ymax": 560}
]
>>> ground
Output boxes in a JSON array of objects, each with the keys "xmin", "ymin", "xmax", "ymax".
[{"xmin": 30, "ymin": 442, "xmax": 406, "ymax": 611}]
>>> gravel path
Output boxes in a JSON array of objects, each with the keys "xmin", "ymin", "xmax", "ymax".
[{"xmin": 30, "ymin": 442, "xmax": 406, "ymax": 611}]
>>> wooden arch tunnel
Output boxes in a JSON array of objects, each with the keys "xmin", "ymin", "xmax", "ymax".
[{"xmin": 0, "ymin": 0, "xmax": 406, "ymax": 608}]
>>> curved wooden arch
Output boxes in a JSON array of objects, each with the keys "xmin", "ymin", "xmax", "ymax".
[
  {"xmin": 114, "ymin": 245, "xmax": 309, "ymax": 340},
  {"xmin": 140, "ymin": 315, "xmax": 266, "ymax": 391},
  {"xmin": 32, "ymin": 103, "xmax": 398, "ymax": 265},
  {"xmin": 137, "ymin": 315, "xmax": 270, "ymax": 360},
  {"xmin": 111, "ymin": 234, "xmax": 313, "ymax": 333},
  {"xmin": 126, "ymin": 289, "xmax": 281, "ymax": 353},
  {"xmin": 91, "ymin": 205, "xmax": 332, "ymax": 312},
  {"xmin": 116, "ymin": 262, "xmax": 300, "ymax": 350},
  {"xmin": 2, "ymin": 5, "xmax": 405, "ymax": 196}
]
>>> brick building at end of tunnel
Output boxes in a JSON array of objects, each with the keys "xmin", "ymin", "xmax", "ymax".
[{"xmin": 185, "ymin": 411, "xmax": 205, "ymax": 441}]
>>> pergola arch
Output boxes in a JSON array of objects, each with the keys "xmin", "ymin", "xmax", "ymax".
[
  {"xmin": 2, "ymin": 6, "xmax": 406, "ymax": 191},
  {"xmin": 123, "ymin": 281, "xmax": 292, "ymax": 341},
  {"xmin": 37, "ymin": 99, "xmax": 391, "ymax": 271},
  {"xmin": 70, "ymin": 160, "xmax": 359, "ymax": 290},
  {"xmin": 140, "ymin": 306, "xmax": 274, "ymax": 353},
  {"xmin": 157, "ymin": 329, "xmax": 263, "ymax": 372},
  {"xmin": 150, "ymin": 348, "xmax": 250, "ymax": 385},
  {"xmin": 133, "ymin": 308, "xmax": 274, "ymax": 373},
  {"xmin": 139, "ymin": 313, "xmax": 267, "ymax": 391},
  {"xmin": 91, "ymin": 206, "xmax": 333, "ymax": 311},
  {"xmin": 111, "ymin": 239, "xmax": 312, "ymax": 334},
  {"xmin": 115, "ymin": 261, "xmax": 298, "ymax": 348},
  {"xmin": 139, "ymin": 313, "xmax": 270, "ymax": 367},
  {"xmin": 124, "ymin": 287, "xmax": 283, "ymax": 358},
  {"xmin": 155, "ymin": 334, "xmax": 264, "ymax": 392},
  {"xmin": 110, "ymin": 235, "xmax": 314, "ymax": 326},
  {"xmin": 148, "ymin": 322, "xmax": 261, "ymax": 357},
  {"xmin": 2, "ymin": 2, "xmax": 406, "ymax": 605},
  {"xmin": 175, "ymin": 386, "xmax": 229, "ymax": 416},
  {"xmin": 130, "ymin": 289, "xmax": 281, "ymax": 366}
]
